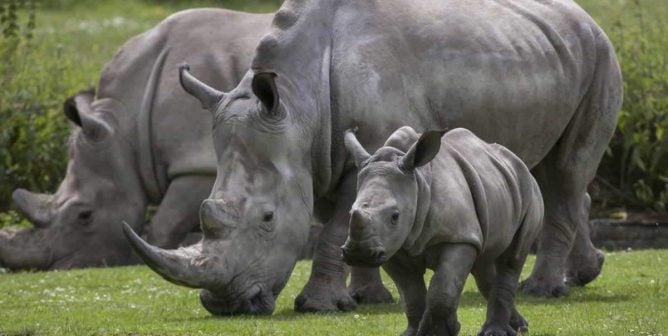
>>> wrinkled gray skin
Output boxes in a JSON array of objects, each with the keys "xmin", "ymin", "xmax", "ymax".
[
  {"xmin": 0, "ymin": 9, "xmax": 272, "ymax": 270},
  {"xmin": 129, "ymin": 0, "xmax": 622, "ymax": 314},
  {"xmin": 342, "ymin": 127, "xmax": 543, "ymax": 336}
]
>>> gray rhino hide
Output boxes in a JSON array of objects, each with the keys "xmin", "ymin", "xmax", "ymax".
[
  {"xmin": 0, "ymin": 9, "xmax": 272, "ymax": 270},
  {"xmin": 134, "ymin": 0, "xmax": 622, "ymax": 315}
]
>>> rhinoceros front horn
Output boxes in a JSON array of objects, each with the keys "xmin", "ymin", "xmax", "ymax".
[
  {"xmin": 12, "ymin": 189, "xmax": 54, "ymax": 228},
  {"xmin": 178, "ymin": 63, "xmax": 226, "ymax": 111},
  {"xmin": 122, "ymin": 222, "xmax": 220, "ymax": 289}
]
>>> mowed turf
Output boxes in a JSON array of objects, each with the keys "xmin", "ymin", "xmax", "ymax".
[
  {"xmin": 1, "ymin": 0, "xmax": 667, "ymax": 335},
  {"xmin": 1, "ymin": 250, "xmax": 666, "ymax": 335}
]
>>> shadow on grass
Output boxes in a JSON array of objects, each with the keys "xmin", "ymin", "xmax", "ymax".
[
  {"xmin": 517, "ymin": 292, "xmax": 633, "ymax": 305},
  {"xmin": 2, "ymin": 329, "xmax": 36, "ymax": 336},
  {"xmin": 163, "ymin": 288, "xmax": 632, "ymax": 324}
]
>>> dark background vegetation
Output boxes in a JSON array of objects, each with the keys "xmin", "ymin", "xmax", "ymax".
[{"xmin": 0, "ymin": 0, "xmax": 666, "ymax": 225}]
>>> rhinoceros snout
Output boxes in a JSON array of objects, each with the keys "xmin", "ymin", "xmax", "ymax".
[
  {"xmin": 341, "ymin": 243, "xmax": 387, "ymax": 268},
  {"xmin": 199, "ymin": 287, "xmax": 275, "ymax": 316}
]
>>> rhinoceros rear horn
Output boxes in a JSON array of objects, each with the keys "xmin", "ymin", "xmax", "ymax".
[
  {"xmin": 179, "ymin": 63, "xmax": 226, "ymax": 111},
  {"xmin": 12, "ymin": 189, "xmax": 54, "ymax": 228},
  {"xmin": 344, "ymin": 130, "xmax": 371, "ymax": 168},
  {"xmin": 122, "ymin": 222, "xmax": 219, "ymax": 289}
]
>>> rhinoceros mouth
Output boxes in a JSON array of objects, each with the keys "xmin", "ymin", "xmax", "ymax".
[
  {"xmin": 0, "ymin": 228, "xmax": 57, "ymax": 271},
  {"xmin": 200, "ymin": 284, "xmax": 276, "ymax": 315},
  {"xmin": 341, "ymin": 244, "xmax": 387, "ymax": 268}
]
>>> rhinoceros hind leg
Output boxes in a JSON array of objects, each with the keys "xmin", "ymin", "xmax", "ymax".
[
  {"xmin": 348, "ymin": 267, "xmax": 394, "ymax": 304},
  {"xmin": 523, "ymin": 34, "xmax": 621, "ymax": 297},
  {"xmin": 565, "ymin": 193, "xmax": 605, "ymax": 286},
  {"xmin": 472, "ymin": 263, "xmax": 527, "ymax": 333},
  {"xmin": 566, "ymin": 246, "xmax": 605, "ymax": 287},
  {"xmin": 295, "ymin": 173, "xmax": 357, "ymax": 313}
]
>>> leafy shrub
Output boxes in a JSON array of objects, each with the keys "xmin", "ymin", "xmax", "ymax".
[
  {"xmin": 0, "ymin": 0, "xmax": 665, "ymax": 219},
  {"xmin": 0, "ymin": 0, "xmax": 72, "ymax": 214},
  {"xmin": 594, "ymin": 0, "xmax": 668, "ymax": 212}
]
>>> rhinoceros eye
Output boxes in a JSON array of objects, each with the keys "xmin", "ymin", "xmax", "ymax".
[
  {"xmin": 391, "ymin": 211, "xmax": 400, "ymax": 224},
  {"xmin": 77, "ymin": 210, "xmax": 94, "ymax": 225},
  {"xmin": 262, "ymin": 211, "xmax": 274, "ymax": 222},
  {"xmin": 259, "ymin": 211, "xmax": 276, "ymax": 233}
]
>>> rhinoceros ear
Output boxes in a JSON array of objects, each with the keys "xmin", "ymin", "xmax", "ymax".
[
  {"xmin": 344, "ymin": 130, "xmax": 371, "ymax": 168},
  {"xmin": 64, "ymin": 89, "xmax": 112, "ymax": 142},
  {"xmin": 179, "ymin": 63, "xmax": 226, "ymax": 112},
  {"xmin": 252, "ymin": 72, "xmax": 281, "ymax": 118},
  {"xmin": 63, "ymin": 88, "xmax": 95, "ymax": 127},
  {"xmin": 400, "ymin": 130, "xmax": 447, "ymax": 171}
]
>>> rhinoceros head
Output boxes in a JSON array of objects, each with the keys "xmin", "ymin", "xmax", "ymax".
[
  {"xmin": 123, "ymin": 65, "xmax": 315, "ymax": 315},
  {"xmin": 0, "ymin": 90, "xmax": 146, "ymax": 270},
  {"xmin": 341, "ymin": 128, "xmax": 445, "ymax": 267}
]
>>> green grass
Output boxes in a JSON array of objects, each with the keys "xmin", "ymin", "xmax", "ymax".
[
  {"xmin": 1, "ymin": 250, "xmax": 666, "ymax": 335},
  {"xmin": 1, "ymin": 0, "xmax": 667, "ymax": 333}
]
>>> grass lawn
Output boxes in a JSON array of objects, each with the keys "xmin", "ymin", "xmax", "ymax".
[
  {"xmin": 1, "ymin": 250, "xmax": 666, "ymax": 335},
  {"xmin": 1, "ymin": 0, "xmax": 667, "ymax": 335}
]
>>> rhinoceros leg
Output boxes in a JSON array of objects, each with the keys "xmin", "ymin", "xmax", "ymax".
[
  {"xmin": 349, "ymin": 267, "xmax": 394, "ymax": 304},
  {"xmin": 145, "ymin": 176, "xmax": 213, "ymax": 248},
  {"xmin": 472, "ymin": 263, "xmax": 527, "ymax": 333},
  {"xmin": 565, "ymin": 195, "xmax": 605, "ymax": 287},
  {"xmin": 295, "ymin": 172, "xmax": 357, "ymax": 313},
  {"xmin": 521, "ymin": 38, "xmax": 621, "ymax": 297},
  {"xmin": 477, "ymin": 252, "xmax": 527, "ymax": 336},
  {"xmin": 417, "ymin": 244, "xmax": 476, "ymax": 336},
  {"xmin": 383, "ymin": 252, "xmax": 427, "ymax": 336}
]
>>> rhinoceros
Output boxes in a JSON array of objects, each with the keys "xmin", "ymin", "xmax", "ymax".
[
  {"xmin": 341, "ymin": 127, "xmax": 543, "ymax": 336},
  {"xmin": 0, "ymin": 9, "xmax": 272, "ymax": 270},
  {"xmin": 125, "ymin": 0, "xmax": 622, "ymax": 314}
]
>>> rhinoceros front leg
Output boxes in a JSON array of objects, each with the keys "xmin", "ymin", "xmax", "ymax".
[
  {"xmin": 294, "ymin": 173, "xmax": 357, "ymax": 313},
  {"xmin": 145, "ymin": 175, "xmax": 213, "ymax": 249},
  {"xmin": 416, "ymin": 243, "xmax": 477, "ymax": 336},
  {"xmin": 383, "ymin": 253, "xmax": 427, "ymax": 336},
  {"xmin": 349, "ymin": 266, "xmax": 394, "ymax": 304}
]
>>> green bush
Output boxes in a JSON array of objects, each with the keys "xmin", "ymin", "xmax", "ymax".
[
  {"xmin": 0, "ymin": 0, "xmax": 665, "ymax": 219},
  {"xmin": 594, "ymin": 0, "xmax": 668, "ymax": 212},
  {"xmin": 0, "ymin": 0, "xmax": 72, "ymax": 215}
]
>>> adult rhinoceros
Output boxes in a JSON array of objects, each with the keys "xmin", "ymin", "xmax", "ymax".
[
  {"xmin": 126, "ymin": 0, "xmax": 622, "ymax": 314},
  {"xmin": 0, "ymin": 9, "xmax": 272, "ymax": 270}
]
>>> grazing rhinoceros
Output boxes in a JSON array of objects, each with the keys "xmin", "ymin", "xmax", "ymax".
[
  {"xmin": 0, "ymin": 9, "xmax": 272, "ymax": 270},
  {"xmin": 341, "ymin": 127, "xmax": 543, "ymax": 336},
  {"xmin": 125, "ymin": 0, "xmax": 622, "ymax": 314}
]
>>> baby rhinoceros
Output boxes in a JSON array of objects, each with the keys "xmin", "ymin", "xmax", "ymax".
[{"xmin": 341, "ymin": 127, "xmax": 543, "ymax": 336}]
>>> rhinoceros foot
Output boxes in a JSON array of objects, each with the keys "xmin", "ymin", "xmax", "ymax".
[
  {"xmin": 519, "ymin": 276, "xmax": 569, "ymax": 298},
  {"xmin": 294, "ymin": 283, "xmax": 357, "ymax": 313},
  {"xmin": 565, "ymin": 248, "xmax": 605, "ymax": 287},
  {"xmin": 509, "ymin": 310, "xmax": 528, "ymax": 333},
  {"xmin": 348, "ymin": 282, "xmax": 394, "ymax": 304},
  {"xmin": 477, "ymin": 323, "xmax": 517, "ymax": 336},
  {"xmin": 417, "ymin": 316, "xmax": 460, "ymax": 336},
  {"xmin": 400, "ymin": 326, "xmax": 418, "ymax": 336}
]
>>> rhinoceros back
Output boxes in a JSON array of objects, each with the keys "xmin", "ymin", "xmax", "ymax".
[
  {"xmin": 94, "ymin": 9, "xmax": 272, "ymax": 201},
  {"xmin": 328, "ymin": 0, "xmax": 610, "ymax": 169},
  {"xmin": 408, "ymin": 128, "xmax": 542, "ymax": 257}
]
